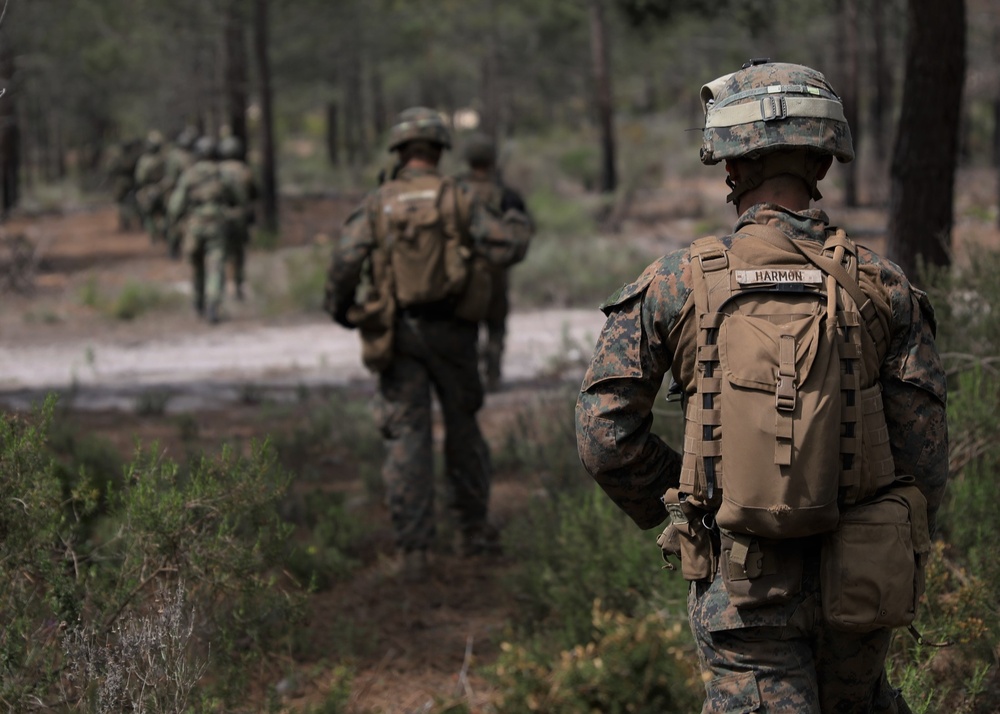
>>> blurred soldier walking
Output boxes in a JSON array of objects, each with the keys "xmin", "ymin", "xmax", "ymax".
[
  {"xmin": 162, "ymin": 127, "xmax": 198, "ymax": 259},
  {"xmin": 106, "ymin": 137, "xmax": 143, "ymax": 232},
  {"xmin": 218, "ymin": 135, "xmax": 258, "ymax": 301},
  {"xmin": 133, "ymin": 130, "xmax": 169, "ymax": 244},
  {"xmin": 167, "ymin": 136, "xmax": 241, "ymax": 324},
  {"xmin": 455, "ymin": 132, "xmax": 534, "ymax": 391},
  {"xmin": 576, "ymin": 61, "xmax": 948, "ymax": 713},
  {"xmin": 324, "ymin": 107, "xmax": 532, "ymax": 579}
]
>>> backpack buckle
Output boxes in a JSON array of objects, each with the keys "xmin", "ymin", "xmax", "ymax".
[{"xmin": 775, "ymin": 376, "xmax": 796, "ymax": 411}]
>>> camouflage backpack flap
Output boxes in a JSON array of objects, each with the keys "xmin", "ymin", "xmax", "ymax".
[
  {"xmin": 679, "ymin": 225, "xmax": 895, "ymax": 542},
  {"xmin": 375, "ymin": 173, "xmax": 469, "ymax": 308},
  {"xmin": 187, "ymin": 163, "xmax": 235, "ymax": 211}
]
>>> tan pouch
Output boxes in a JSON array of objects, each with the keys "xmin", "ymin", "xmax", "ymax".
[
  {"xmin": 660, "ymin": 489, "xmax": 717, "ymax": 582},
  {"xmin": 719, "ymin": 531, "xmax": 804, "ymax": 608},
  {"xmin": 453, "ymin": 254, "xmax": 492, "ymax": 322},
  {"xmin": 821, "ymin": 482, "xmax": 931, "ymax": 632},
  {"xmin": 348, "ymin": 291, "xmax": 396, "ymax": 373}
]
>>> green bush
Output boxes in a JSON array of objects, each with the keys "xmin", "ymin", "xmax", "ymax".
[
  {"xmin": 491, "ymin": 603, "xmax": 702, "ymax": 714},
  {"xmin": 0, "ymin": 400, "xmax": 305, "ymax": 709}
]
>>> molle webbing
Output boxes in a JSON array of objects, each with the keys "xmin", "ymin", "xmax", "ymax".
[{"xmin": 680, "ymin": 226, "xmax": 892, "ymax": 515}]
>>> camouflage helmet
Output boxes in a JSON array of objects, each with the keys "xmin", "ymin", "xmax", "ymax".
[
  {"xmin": 218, "ymin": 135, "xmax": 245, "ymax": 160},
  {"xmin": 462, "ymin": 132, "xmax": 497, "ymax": 167},
  {"xmin": 175, "ymin": 126, "xmax": 199, "ymax": 151},
  {"xmin": 387, "ymin": 107, "xmax": 451, "ymax": 152},
  {"xmin": 193, "ymin": 136, "xmax": 218, "ymax": 160},
  {"xmin": 699, "ymin": 60, "xmax": 854, "ymax": 166},
  {"xmin": 145, "ymin": 130, "xmax": 164, "ymax": 151}
]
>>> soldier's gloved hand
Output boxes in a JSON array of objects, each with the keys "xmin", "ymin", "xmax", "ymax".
[{"xmin": 500, "ymin": 188, "xmax": 526, "ymax": 214}]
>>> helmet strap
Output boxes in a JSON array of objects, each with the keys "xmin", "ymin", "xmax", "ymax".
[{"xmin": 726, "ymin": 152, "xmax": 824, "ymax": 204}]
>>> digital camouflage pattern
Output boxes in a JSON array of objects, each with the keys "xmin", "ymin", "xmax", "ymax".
[
  {"xmin": 455, "ymin": 169, "xmax": 534, "ymax": 390},
  {"xmin": 325, "ymin": 165, "xmax": 506, "ymax": 557},
  {"xmin": 106, "ymin": 138, "xmax": 143, "ymax": 231},
  {"xmin": 386, "ymin": 106, "xmax": 452, "ymax": 151},
  {"xmin": 218, "ymin": 139, "xmax": 257, "ymax": 299},
  {"xmin": 700, "ymin": 62, "xmax": 854, "ymax": 165},
  {"xmin": 576, "ymin": 203, "xmax": 947, "ymax": 712},
  {"xmin": 134, "ymin": 138, "xmax": 169, "ymax": 242},
  {"xmin": 167, "ymin": 157, "xmax": 240, "ymax": 321}
]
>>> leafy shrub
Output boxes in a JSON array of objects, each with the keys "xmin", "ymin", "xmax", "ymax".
[
  {"xmin": 0, "ymin": 400, "xmax": 305, "ymax": 709},
  {"xmin": 491, "ymin": 603, "xmax": 702, "ymax": 714}
]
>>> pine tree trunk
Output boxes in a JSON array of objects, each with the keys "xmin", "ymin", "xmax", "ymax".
[
  {"xmin": 224, "ymin": 0, "xmax": 249, "ymax": 145},
  {"xmin": 886, "ymin": 0, "xmax": 965, "ymax": 279},
  {"xmin": 589, "ymin": 0, "xmax": 616, "ymax": 193},
  {"xmin": 253, "ymin": 0, "xmax": 278, "ymax": 234}
]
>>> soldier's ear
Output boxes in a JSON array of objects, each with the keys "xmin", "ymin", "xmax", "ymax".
[{"xmin": 724, "ymin": 159, "xmax": 740, "ymax": 183}]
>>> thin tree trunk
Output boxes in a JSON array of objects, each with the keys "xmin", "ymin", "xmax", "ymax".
[
  {"xmin": 869, "ymin": 0, "xmax": 890, "ymax": 162},
  {"xmin": 480, "ymin": 0, "xmax": 501, "ymax": 140},
  {"xmin": 371, "ymin": 64, "xmax": 386, "ymax": 139},
  {"xmin": 838, "ymin": 0, "xmax": 860, "ymax": 206},
  {"xmin": 224, "ymin": 0, "xmax": 249, "ymax": 145},
  {"xmin": 887, "ymin": 0, "xmax": 965, "ymax": 279},
  {"xmin": 253, "ymin": 0, "xmax": 278, "ymax": 233},
  {"xmin": 589, "ymin": 0, "xmax": 616, "ymax": 193},
  {"xmin": 0, "ymin": 35, "xmax": 19, "ymax": 213},
  {"xmin": 326, "ymin": 101, "xmax": 340, "ymax": 166}
]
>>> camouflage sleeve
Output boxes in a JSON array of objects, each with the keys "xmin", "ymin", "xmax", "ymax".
[
  {"xmin": 879, "ymin": 267, "xmax": 949, "ymax": 535},
  {"xmin": 575, "ymin": 251, "xmax": 690, "ymax": 529},
  {"xmin": 324, "ymin": 194, "xmax": 377, "ymax": 320},
  {"xmin": 166, "ymin": 174, "xmax": 188, "ymax": 224}
]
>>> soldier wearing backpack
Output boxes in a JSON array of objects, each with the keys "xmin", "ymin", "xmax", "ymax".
[
  {"xmin": 324, "ymin": 107, "xmax": 532, "ymax": 580},
  {"xmin": 167, "ymin": 135, "xmax": 241, "ymax": 324},
  {"xmin": 576, "ymin": 61, "xmax": 948, "ymax": 713},
  {"xmin": 454, "ymin": 132, "xmax": 534, "ymax": 392}
]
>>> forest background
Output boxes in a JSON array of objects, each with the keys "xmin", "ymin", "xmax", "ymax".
[{"xmin": 2, "ymin": 0, "xmax": 1000, "ymax": 712}]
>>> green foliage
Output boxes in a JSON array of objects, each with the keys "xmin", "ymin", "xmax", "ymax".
[
  {"xmin": 491, "ymin": 604, "xmax": 702, "ymax": 714},
  {"xmin": 503, "ymin": 483, "xmax": 686, "ymax": 650},
  {"xmin": 111, "ymin": 281, "xmax": 173, "ymax": 320},
  {"xmin": 283, "ymin": 490, "xmax": 368, "ymax": 592},
  {"xmin": 0, "ymin": 401, "xmax": 305, "ymax": 709}
]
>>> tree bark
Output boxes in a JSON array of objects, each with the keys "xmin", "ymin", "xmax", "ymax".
[
  {"xmin": 326, "ymin": 101, "xmax": 340, "ymax": 166},
  {"xmin": 253, "ymin": 0, "xmax": 278, "ymax": 234},
  {"xmin": 837, "ymin": 0, "xmax": 860, "ymax": 206},
  {"xmin": 0, "ymin": 36, "xmax": 19, "ymax": 213},
  {"xmin": 886, "ymin": 0, "xmax": 965, "ymax": 279},
  {"xmin": 589, "ymin": 0, "xmax": 616, "ymax": 193},
  {"xmin": 868, "ymin": 0, "xmax": 891, "ymax": 162},
  {"xmin": 224, "ymin": 0, "xmax": 249, "ymax": 145}
]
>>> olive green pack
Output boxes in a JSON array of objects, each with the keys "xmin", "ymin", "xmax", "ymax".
[{"xmin": 680, "ymin": 225, "xmax": 896, "ymax": 539}]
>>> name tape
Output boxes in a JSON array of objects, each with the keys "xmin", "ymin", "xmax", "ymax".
[{"xmin": 734, "ymin": 269, "xmax": 823, "ymax": 284}]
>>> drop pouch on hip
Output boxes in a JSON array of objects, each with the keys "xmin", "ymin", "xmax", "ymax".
[
  {"xmin": 821, "ymin": 480, "xmax": 931, "ymax": 632},
  {"xmin": 347, "ymin": 292, "xmax": 396, "ymax": 373},
  {"xmin": 658, "ymin": 489, "xmax": 718, "ymax": 582},
  {"xmin": 453, "ymin": 254, "xmax": 492, "ymax": 323},
  {"xmin": 719, "ymin": 531, "xmax": 804, "ymax": 608}
]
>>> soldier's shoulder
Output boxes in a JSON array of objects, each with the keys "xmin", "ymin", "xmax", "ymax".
[{"xmin": 600, "ymin": 247, "xmax": 692, "ymax": 310}]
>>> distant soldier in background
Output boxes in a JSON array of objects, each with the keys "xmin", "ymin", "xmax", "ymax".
[
  {"xmin": 134, "ymin": 130, "xmax": 169, "ymax": 244},
  {"xmin": 162, "ymin": 126, "xmax": 198, "ymax": 258},
  {"xmin": 107, "ymin": 137, "xmax": 143, "ymax": 231},
  {"xmin": 218, "ymin": 135, "xmax": 258, "ymax": 301},
  {"xmin": 167, "ymin": 136, "xmax": 240, "ymax": 324},
  {"xmin": 455, "ymin": 132, "xmax": 534, "ymax": 391}
]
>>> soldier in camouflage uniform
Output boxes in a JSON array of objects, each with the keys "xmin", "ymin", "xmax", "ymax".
[
  {"xmin": 325, "ymin": 107, "xmax": 532, "ymax": 579},
  {"xmin": 575, "ymin": 61, "xmax": 948, "ymax": 713},
  {"xmin": 218, "ymin": 135, "xmax": 258, "ymax": 301},
  {"xmin": 106, "ymin": 137, "xmax": 143, "ymax": 232},
  {"xmin": 167, "ymin": 136, "xmax": 240, "ymax": 324},
  {"xmin": 162, "ymin": 127, "xmax": 198, "ymax": 259},
  {"xmin": 455, "ymin": 132, "xmax": 534, "ymax": 391},
  {"xmin": 134, "ymin": 130, "xmax": 169, "ymax": 244}
]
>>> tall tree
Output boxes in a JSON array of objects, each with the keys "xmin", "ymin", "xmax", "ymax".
[
  {"xmin": 253, "ymin": 0, "xmax": 278, "ymax": 234},
  {"xmin": 0, "ymin": 30, "xmax": 18, "ymax": 213},
  {"xmin": 837, "ymin": 0, "xmax": 860, "ymax": 206},
  {"xmin": 223, "ymin": 0, "xmax": 249, "ymax": 145},
  {"xmin": 887, "ymin": 0, "xmax": 966, "ymax": 277},
  {"xmin": 589, "ymin": 0, "xmax": 616, "ymax": 193}
]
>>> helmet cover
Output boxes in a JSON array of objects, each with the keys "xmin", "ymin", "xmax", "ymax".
[
  {"xmin": 700, "ymin": 61, "xmax": 854, "ymax": 165},
  {"xmin": 387, "ymin": 107, "xmax": 452, "ymax": 152}
]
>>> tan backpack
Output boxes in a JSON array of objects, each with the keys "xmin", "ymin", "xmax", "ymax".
[
  {"xmin": 374, "ymin": 173, "xmax": 469, "ymax": 309},
  {"xmin": 679, "ymin": 225, "xmax": 896, "ymax": 541}
]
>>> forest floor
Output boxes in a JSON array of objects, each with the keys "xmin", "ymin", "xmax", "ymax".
[{"xmin": 0, "ymin": 168, "xmax": 997, "ymax": 712}]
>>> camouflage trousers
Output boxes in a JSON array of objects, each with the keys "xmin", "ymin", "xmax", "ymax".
[
  {"xmin": 374, "ymin": 314, "xmax": 491, "ymax": 553},
  {"xmin": 185, "ymin": 233, "xmax": 227, "ymax": 315},
  {"xmin": 688, "ymin": 553, "xmax": 906, "ymax": 713},
  {"xmin": 227, "ymin": 224, "xmax": 250, "ymax": 294},
  {"xmin": 479, "ymin": 266, "xmax": 509, "ymax": 390}
]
